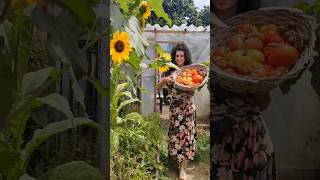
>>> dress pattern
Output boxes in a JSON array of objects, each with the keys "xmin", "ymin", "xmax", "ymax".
[
  {"xmin": 166, "ymin": 84, "xmax": 197, "ymax": 162},
  {"xmin": 210, "ymin": 86, "xmax": 276, "ymax": 180}
]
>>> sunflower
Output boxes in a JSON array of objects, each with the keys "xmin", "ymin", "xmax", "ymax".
[
  {"xmin": 140, "ymin": 1, "xmax": 151, "ymax": 20},
  {"xmin": 162, "ymin": 52, "xmax": 171, "ymax": 62},
  {"xmin": 110, "ymin": 31, "xmax": 132, "ymax": 64},
  {"xmin": 159, "ymin": 65, "xmax": 170, "ymax": 73}
]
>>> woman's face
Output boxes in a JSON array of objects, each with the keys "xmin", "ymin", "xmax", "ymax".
[
  {"xmin": 175, "ymin": 50, "xmax": 185, "ymax": 67},
  {"xmin": 213, "ymin": 0, "xmax": 238, "ymax": 11}
]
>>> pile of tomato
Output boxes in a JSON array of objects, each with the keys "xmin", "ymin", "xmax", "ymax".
[
  {"xmin": 176, "ymin": 68, "xmax": 204, "ymax": 86},
  {"xmin": 212, "ymin": 23, "xmax": 301, "ymax": 78}
]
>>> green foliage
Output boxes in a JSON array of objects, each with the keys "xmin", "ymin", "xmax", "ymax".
[
  {"xmin": 24, "ymin": 118, "xmax": 105, "ymax": 166},
  {"xmin": 194, "ymin": 135, "xmax": 210, "ymax": 163},
  {"xmin": 125, "ymin": 16, "xmax": 149, "ymax": 57},
  {"xmin": 109, "ymin": 1, "xmax": 172, "ymax": 178},
  {"xmin": 111, "ymin": 113, "xmax": 167, "ymax": 179},
  {"xmin": 21, "ymin": 67, "xmax": 57, "ymax": 97},
  {"xmin": 149, "ymin": 0, "xmax": 209, "ymax": 27},
  {"xmin": 40, "ymin": 161, "xmax": 104, "ymax": 180},
  {"xmin": 0, "ymin": 1, "xmax": 108, "ymax": 179},
  {"xmin": 284, "ymin": 1, "xmax": 320, "ymax": 96},
  {"xmin": 295, "ymin": 0, "xmax": 320, "ymax": 147},
  {"xmin": 59, "ymin": 0, "xmax": 99, "ymax": 28},
  {"xmin": 198, "ymin": 6, "xmax": 210, "ymax": 26},
  {"xmin": 147, "ymin": 0, "xmax": 172, "ymax": 26},
  {"xmin": 9, "ymin": 16, "xmax": 34, "ymax": 89}
]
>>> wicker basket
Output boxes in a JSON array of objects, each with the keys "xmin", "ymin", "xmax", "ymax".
[
  {"xmin": 212, "ymin": 7, "xmax": 316, "ymax": 93},
  {"xmin": 171, "ymin": 64, "xmax": 209, "ymax": 92}
]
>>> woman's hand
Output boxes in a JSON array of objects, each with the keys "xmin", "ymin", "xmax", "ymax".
[
  {"xmin": 157, "ymin": 76, "xmax": 174, "ymax": 91},
  {"xmin": 164, "ymin": 76, "xmax": 174, "ymax": 85}
]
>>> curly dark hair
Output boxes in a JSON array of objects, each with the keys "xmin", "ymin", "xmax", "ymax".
[
  {"xmin": 212, "ymin": 0, "xmax": 261, "ymax": 14},
  {"xmin": 163, "ymin": 43, "xmax": 193, "ymax": 76}
]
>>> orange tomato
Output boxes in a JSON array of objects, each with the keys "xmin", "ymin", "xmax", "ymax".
[
  {"xmin": 227, "ymin": 32, "xmax": 264, "ymax": 51},
  {"xmin": 192, "ymin": 74, "xmax": 203, "ymax": 83}
]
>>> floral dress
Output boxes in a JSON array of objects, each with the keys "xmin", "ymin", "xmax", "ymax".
[
  {"xmin": 210, "ymin": 86, "xmax": 276, "ymax": 180},
  {"xmin": 166, "ymin": 84, "xmax": 197, "ymax": 162}
]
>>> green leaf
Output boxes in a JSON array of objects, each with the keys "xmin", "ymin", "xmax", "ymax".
[
  {"xmin": 110, "ymin": 129, "xmax": 119, "ymax": 154},
  {"xmin": 147, "ymin": 0, "xmax": 172, "ymax": 25},
  {"xmin": 114, "ymin": 0, "xmax": 132, "ymax": 12},
  {"xmin": 125, "ymin": 112, "xmax": 144, "ymax": 123},
  {"xmin": 37, "ymin": 93, "xmax": 73, "ymax": 119},
  {"xmin": 8, "ymin": 111, "xmax": 31, "ymax": 149},
  {"xmin": 121, "ymin": 91, "xmax": 133, "ymax": 99},
  {"xmin": 0, "ymin": 149, "xmax": 23, "ymax": 178},
  {"xmin": 110, "ymin": 3, "xmax": 127, "ymax": 29},
  {"xmin": 85, "ymin": 76, "xmax": 109, "ymax": 97},
  {"xmin": 30, "ymin": 106, "xmax": 47, "ymax": 128},
  {"xmin": 128, "ymin": 51, "xmax": 141, "ymax": 71},
  {"xmin": 116, "ymin": 83, "xmax": 129, "ymax": 93},
  {"xmin": 21, "ymin": 67, "xmax": 57, "ymax": 97},
  {"xmin": 279, "ymin": 68, "xmax": 306, "ymax": 94},
  {"xmin": 60, "ymin": 0, "xmax": 98, "ymax": 28},
  {"xmin": 166, "ymin": 62, "xmax": 181, "ymax": 70},
  {"xmin": 0, "ymin": 52, "xmax": 17, "ymax": 125},
  {"xmin": 116, "ymin": 116, "xmax": 124, "ymax": 124},
  {"xmin": 110, "ymin": 64, "xmax": 121, "ymax": 99},
  {"xmin": 24, "ymin": 118, "xmax": 106, "ymax": 160},
  {"xmin": 50, "ymin": 45, "xmax": 72, "ymax": 65},
  {"xmin": 42, "ymin": 161, "xmax": 103, "ymax": 180},
  {"xmin": 32, "ymin": 9, "xmax": 88, "ymax": 76},
  {"xmin": 9, "ymin": 17, "xmax": 33, "ymax": 89},
  {"xmin": 68, "ymin": 68, "xmax": 86, "ymax": 109},
  {"xmin": 7, "ymin": 100, "xmax": 42, "ymax": 149},
  {"xmin": 125, "ymin": 16, "xmax": 149, "ymax": 57},
  {"xmin": 116, "ymin": 99, "xmax": 141, "ymax": 115},
  {"xmin": 155, "ymin": 44, "xmax": 164, "ymax": 57},
  {"xmin": 20, "ymin": 174, "xmax": 38, "ymax": 180},
  {"xmin": 0, "ymin": 20, "xmax": 12, "ymax": 49}
]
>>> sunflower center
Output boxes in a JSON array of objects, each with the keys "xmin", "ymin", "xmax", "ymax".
[{"xmin": 114, "ymin": 41, "xmax": 125, "ymax": 52}]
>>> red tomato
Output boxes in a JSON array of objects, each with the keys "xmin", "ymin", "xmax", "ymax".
[
  {"xmin": 263, "ymin": 43, "xmax": 299, "ymax": 67},
  {"xmin": 192, "ymin": 74, "xmax": 203, "ymax": 83}
]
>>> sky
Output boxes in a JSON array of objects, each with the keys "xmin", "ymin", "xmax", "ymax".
[{"xmin": 193, "ymin": 0, "xmax": 210, "ymax": 10}]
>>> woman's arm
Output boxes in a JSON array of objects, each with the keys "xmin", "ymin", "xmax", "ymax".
[{"xmin": 156, "ymin": 76, "xmax": 173, "ymax": 91}]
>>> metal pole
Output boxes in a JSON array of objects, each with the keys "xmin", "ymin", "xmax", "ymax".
[{"xmin": 97, "ymin": 16, "xmax": 109, "ymax": 180}]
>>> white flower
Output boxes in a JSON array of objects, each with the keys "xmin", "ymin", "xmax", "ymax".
[
  {"xmin": 174, "ymin": 121, "xmax": 180, "ymax": 128},
  {"xmin": 140, "ymin": 63, "xmax": 148, "ymax": 69},
  {"xmin": 170, "ymin": 135, "xmax": 177, "ymax": 142},
  {"xmin": 178, "ymin": 114, "xmax": 183, "ymax": 121},
  {"xmin": 179, "ymin": 125, "xmax": 186, "ymax": 131},
  {"xmin": 177, "ymin": 154, "xmax": 184, "ymax": 161},
  {"xmin": 175, "ymin": 143, "xmax": 182, "ymax": 150},
  {"xmin": 170, "ymin": 149, "xmax": 177, "ymax": 156}
]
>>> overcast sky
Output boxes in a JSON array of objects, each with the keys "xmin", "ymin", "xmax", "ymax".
[{"xmin": 193, "ymin": 0, "xmax": 210, "ymax": 10}]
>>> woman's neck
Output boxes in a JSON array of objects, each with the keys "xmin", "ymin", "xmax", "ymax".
[{"xmin": 215, "ymin": 7, "xmax": 237, "ymax": 22}]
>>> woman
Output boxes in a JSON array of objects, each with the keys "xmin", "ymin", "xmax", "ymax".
[
  {"xmin": 211, "ymin": 0, "xmax": 277, "ymax": 179},
  {"xmin": 157, "ymin": 43, "xmax": 196, "ymax": 180}
]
